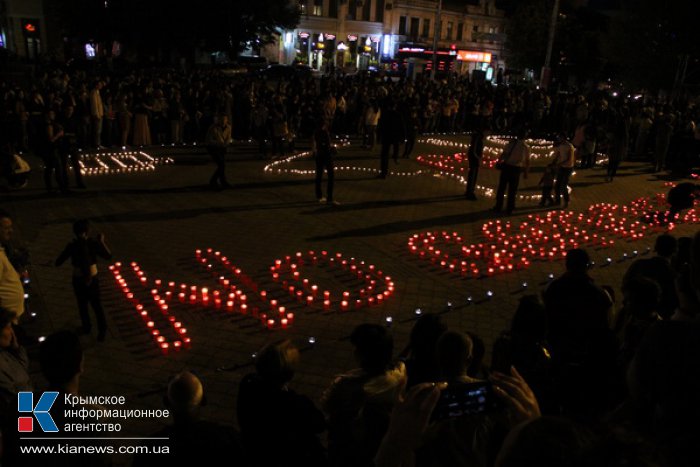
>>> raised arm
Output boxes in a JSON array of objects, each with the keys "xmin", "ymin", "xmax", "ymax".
[{"xmin": 95, "ymin": 234, "xmax": 112, "ymax": 260}]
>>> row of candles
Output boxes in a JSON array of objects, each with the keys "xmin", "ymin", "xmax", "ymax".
[
  {"xmin": 109, "ymin": 246, "xmax": 396, "ymax": 353},
  {"xmin": 408, "ymin": 191, "xmax": 699, "ymax": 278},
  {"xmin": 415, "ymin": 152, "xmax": 571, "ymax": 201},
  {"xmin": 263, "ymin": 134, "xmax": 596, "ymax": 192},
  {"xmin": 418, "ymin": 136, "xmax": 610, "ymax": 165},
  {"xmin": 268, "ymin": 249, "xmax": 395, "ymax": 312},
  {"xmin": 75, "ymin": 151, "xmax": 174, "ymax": 176},
  {"xmin": 263, "ymin": 137, "xmax": 351, "ymax": 175},
  {"xmin": 109, "ymin": 261, "xmax": 191, "ymax": 354},
  {"xmin": 194, "ymin": 248, "xmax": 296, "ymax": 330}
]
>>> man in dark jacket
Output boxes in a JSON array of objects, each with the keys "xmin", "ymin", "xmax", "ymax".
[
  {"xmin": 377, "ymin": 100, "xmax": 406, "ymax": 179},
  {"xmin": 465, "ymin": 125, "xmax": 487, "ymax": 200}
]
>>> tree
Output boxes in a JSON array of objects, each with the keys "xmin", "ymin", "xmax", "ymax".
[
  {"xmin": 504, "ymin": 0, "xmax": 550, "ymax": 70},
  {"xmin": 49, "ymin": 0, "xmax": 300, "ymax": 61},
  {"xmin": 603, "ymin": 0, "xmax": 700, "ymax": 90},
  {"xmin": 504, "ymin": 0, "xmax": 607, "ymax": 85}
]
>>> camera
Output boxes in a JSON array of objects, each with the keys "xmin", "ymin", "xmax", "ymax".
[{"xmin": 431, "ymin": 381, "xmax": 500, "ymax": 421}]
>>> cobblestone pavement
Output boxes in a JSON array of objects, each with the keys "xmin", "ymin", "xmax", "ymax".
[{"xmin": 3, "ymin": 136, "xmax": 698, "ymax": 444}]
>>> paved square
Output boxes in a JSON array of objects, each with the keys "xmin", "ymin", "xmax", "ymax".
[{"xmin": 5, "ymin": 136, "xmax": 698, "ymax": 440}]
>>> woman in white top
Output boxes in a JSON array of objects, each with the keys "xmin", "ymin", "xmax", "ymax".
[
  {"xmin": 494, "ymin": 128, "xmax": 531, "ymax": 215},
  {"xmin": 362, "ymin": 100, "xmax": 381, "ymax": 150},
  {"xmin": 552, "ymin": 134, "xmax": 575, "ymax": 208}
]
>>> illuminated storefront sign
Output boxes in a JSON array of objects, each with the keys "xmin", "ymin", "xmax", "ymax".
[
  {"xmin": 21, "ymin": 19, "xmax": 39, "ymax": 36},
  {"xmin": 456, "ymin": 50, "xmax": 492, "ymax": 63}
]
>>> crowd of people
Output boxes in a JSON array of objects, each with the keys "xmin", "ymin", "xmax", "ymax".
[{"xmin": 1, "ymin": 66, "xmax": 699, "ymax": 194}]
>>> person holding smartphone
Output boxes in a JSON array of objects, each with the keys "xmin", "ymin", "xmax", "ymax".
[
  {"xmin": 374, "ymin": 364, "xmax": 541, "ymax": 467},
  {"xmin": 411, "ymin": 331, "xmax": 499, "ymax": 466}
]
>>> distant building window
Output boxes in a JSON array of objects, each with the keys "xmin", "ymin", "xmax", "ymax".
[
  {"xmin": 399, "ymin": 16, "xmax": 407, "ymax": 35},
  {"xmin": 375, "ymin": 0, "xmax": 384, "ymax": 22},
  {"xmin": 313, "ymin": 5, "xmax": 322, "ymax": 15},
  {"xmin": 348, "ymin": 0, "xmax": 356, "ymax": 20},
  {"xmin": 410, "ymin": 17, "xmax": 420, "ymax": 38},
  {"xmin": 362, "ymin": 0, "xmax": 371, "ymax": 20},
  {"xmin": 329, "ymin": 0, "xmax": 338, "ymax": 18},
  {"xmin": 422, "ymin": 18, "xmax": 430, "ymax": 38},
  {"xmin": 446, "ymin": 21, "xmax": 453, "ymax": 40},
  {"xmin": 299, "ymin": 1, "xmax": 306, "ymax": 14},
  {"xmin": 456, "ymin": 22, "xmax": 463, "ymax": 41}
]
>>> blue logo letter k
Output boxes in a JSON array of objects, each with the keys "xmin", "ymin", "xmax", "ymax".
[{"xmin": 18, "ymin": 392, "xmax": 59, "ymax": 432}]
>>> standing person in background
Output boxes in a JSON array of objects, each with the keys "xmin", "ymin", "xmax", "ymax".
[
  {"xmin": 151, "ymin": 89, "xmax": 168, "ymax": 145},
  {"xmin": 169, "ymin": 91, "xmax": 185, "ymax": 145},
  {"xmin": 552, "ymin": 133, "xmax": 575, "ymax": 209},
  {"xmin": 607, "ymin": 115, "xmax": 628, "ymax": 182},
  {"xmin": 634, "ymin": 111, "xmax": 653, "ymax": 158},
  {"xmin": 251, "ymin": 101, "xmax": 269, "ymax": 158},
  {"xmin": 102, "ymin": 90, "xmax": 116, "ymax": 147},
  {"xmin": 41, "ymin": 109, "xmax": 67, "ymax": 194},
  {"xmin": 58, "ymin": 104, "xmax": 86, "ymax": 189},
  {"xmin": 577, "ymin": 122, "xmax": 597, "ymax": 169},
  {"xmin": 362, "ymin": 100, "xmax": 381, "ymax": 151},
  {"xmin": 89, "ymin": 81, "xmax": 104, "ymax": 148},
  {"xmin": 465, "ymin": 125, "xmax": 487, "ymax": 200},
  {"xmin": 377, "ymin": 100, "xmax": 406, "ymax": 179},
  {"xmin": 538, "ymin": 163, "xmax": 557, "ymax": 207},
  {"xmin": 493, "ymin": 128, "xmax": 531, "ymax": 215},
  {"xmin": 270, "ymin": 105, "xmax": 288, "ymax": 160},
  {"xmin": 205, "ymin": 113, "xmax": 232, "ymax": 190},
  {"xmin": 116, "ymin": 92, "xmax": 132, "ymax": 147},
  {"xmin": 311, "ymin": 120, "xmax": 338, "ymax": 206},
  {"xmin": 55, "ymin": 220, "xmax": 112, "ymax": 342},
  {"xmin": 322, "ymin": 92, "xmax": 337, "ymax": 128},
  {"xmin": 403, "ymin": 106, "xmax": 419, "ymax": 159},
  {"xmin": 132, "ymin": 93, "xmax": 152, "ymax": 147},
  {"xmin": 654, "ymin": 113, "xmax": 674, "ymax": 173}
]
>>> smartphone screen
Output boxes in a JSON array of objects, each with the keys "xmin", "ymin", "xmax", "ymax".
[{"xmin": 431, "ymin": 381, "xmax": 500, "ymax": 421}]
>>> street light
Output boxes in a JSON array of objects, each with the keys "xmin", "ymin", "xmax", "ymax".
[
  {"xmin": 540, "ymin": 0, "xmax": 560, "ymax": 89},
  {"xmin": 431, "ymin": 0, "xmax": 443, "ymax": 80}
]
